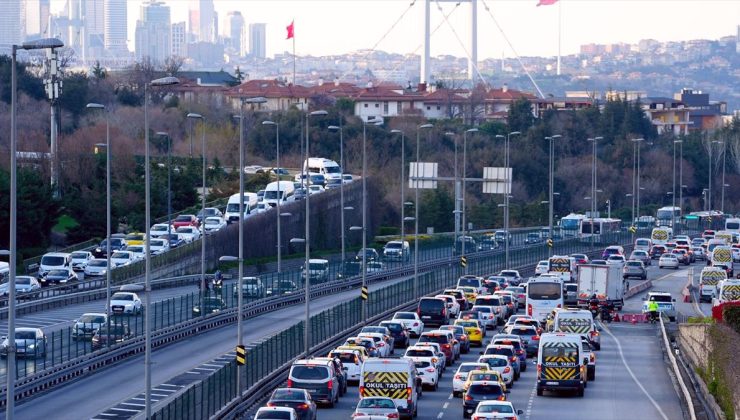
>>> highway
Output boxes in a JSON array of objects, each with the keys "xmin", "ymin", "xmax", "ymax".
[{"xmin": 243, "ymin": 259, "xmax": 705, "ymax": 420}]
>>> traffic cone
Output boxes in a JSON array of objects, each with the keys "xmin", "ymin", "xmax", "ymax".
[{"xmin": 614, "ymin": 312, "xmax": 620, "ymax": 322}]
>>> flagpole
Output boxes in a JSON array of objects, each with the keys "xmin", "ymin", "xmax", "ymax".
[
  {"xmin": 557, "ymin": 0, "xmax": 561, "ymax": 76},
  {"xmin": 292, "ymin": 20, "xmax": 296, "ymax": 85}
]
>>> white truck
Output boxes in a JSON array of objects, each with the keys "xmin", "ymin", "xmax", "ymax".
[
  {"xmin": 224, "ymin": 192, "xmax": 258, "ymax": 223},
  {"xmin": 547, "ymin": 255, "xmax": 576, "ymax": 283},
  {"xmin": 577, "ymin": 264, "xmax": 625, "ymax": 309},
  {"xmin": 303, "ymin": 157, "xmax": 342, "ymax": 182},
  {"xmin": 263, "ymin": 181, "xmax": 295, "ymax": 208},
  {"xmin": 699, "ymin": 267, "xmax": 726, "ymax": 303}
]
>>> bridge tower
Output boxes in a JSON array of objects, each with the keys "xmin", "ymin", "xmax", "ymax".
[{"xmin": 421, "ymin": 0, "xmax": 478, "ymax": 85}]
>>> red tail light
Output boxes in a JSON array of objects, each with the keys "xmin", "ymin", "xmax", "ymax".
[
  {"xmin": 532, "ymin": 335, "xmax": 540, "ymax": 340},
  {"xmin": 498, "ymin": 395, "xmax": 506, "ymax": 401},
  {"xmin": 287, "ymin": 379, "xmax": 293, "ymax": 387},
  {"xmin": 537, "ymin": 364, "xmax": 542, "ymax": 376},
  {"xmin": 527, "ymin": 304, "xmax": 532, "ymax": 316},
  {"xmin": 510, "ymin": 356, "xmax": 517, "ymax": 362},
  {"xmin": 473, "ymin": 416, "xmax": 482, "ymax": 420},
  {"xmin": 413, "ymin": 322, "xmax": 419, "ymax": 327},
  {"xmin": 426, "ymin": 368, "xmax": 436, "ymax": 373},
  {"xmin": 266, "ymin": 402, "xmax": 275, "ymax": 407},
  {"xmin": 297, "ymin": 403, "xmax": 309, "ymax": 410},
  {"xmin": 455, "ymin": 374, "xmax": 463, "ymax": 380},
  {"xmin": 388, "ymin": 413, "xmax": 399, "ymax": 419},
  {"xmin": 464, "ymin": 394, "xmax": 473, "ymax": 401},
  {"xmin": 516, "ymin": 349, "xmax": 524, "ymax": 355},
  {"xmin": 327, "ymin": 380, "xmax": 333, "ymax": 390},
  {"xmin": 557, "ymin": 304, "xmax": 562, "ymax": 308},
  {"xmin": 504, "ymin": 366, "xmax": 511, "ymax": 373},
  {"xmin": 359, "ymin": 386, "xmax": 365, "ymax": 395},
  {"xmin": 475, "ymin": 329, "xmax": 481, "ymax": 335},
  {"xmin": 442, "ymin": 344, "xmax": 451, "ymax": 349}
]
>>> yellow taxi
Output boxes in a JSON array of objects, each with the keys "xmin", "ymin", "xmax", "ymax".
[
  {"xmin": 124, "ymin": 232, "xmax": 146, "ymax": 246},
  {"xmin": 463, "ymin": 369, "xmax": 507, "ymax": 393},
  {"xmin": 454, "ymin": 318, "xmax": 484, "ymax": 346},
  {"xmin": 456, "ymin": 286, "xmax": 478, "ymax": 304},
  {"xmin": 333, "ymin": 345, "xmax": 369, "ymax": 359}
]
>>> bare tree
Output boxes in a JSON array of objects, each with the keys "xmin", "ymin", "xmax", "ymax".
[{"xmin": 163, "ymin": 56, "xmax": 185, "ymax": 77}]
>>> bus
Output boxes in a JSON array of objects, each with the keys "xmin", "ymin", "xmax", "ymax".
[
  {"xmin": 559, "ymin": 213, "xmax": 587, "ymax": 238},
  {"xmin": 526, "ymin": 275, "xmax": 563, "ymax": 322},
  {"xmin": 580, "ymin": 218, "xmax": 622, "ymax": 243},
  {"xmin": 656, "ymin": 206, "xmax": 681, "ymax": 227},
  {"xmin": 688, "ymin": 211, "xmax": 725, "ymax": 231}
]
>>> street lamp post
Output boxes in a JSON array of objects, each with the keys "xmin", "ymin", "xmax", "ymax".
[
  {"xmin": 7, "ymin": 39, "xmax": 64, "ymax": 419},
  {"xmin": 462, "ymin": 128, "xmax": 478, "ymax": 263},
  {"xmin": 390, "ymin": 130, "xmax": 406, "ymax": 248},
  {"xmin": 144, "ymin": 76, "xmax": 180, "ymax": 419},
  {"xmin": 329, "ymin": 124, "xmax": 346, "ymax": 264},
  {"xmin": 187, "ymin": 113, "xmax": 206, "ymax": 299},
  {"xmin": 155, "ymin": 132, "xmax": 173, "ymax": 234},
  {"xmin": 587, "ymin": 136, "xmax": 603, "ymax": 249},
  {"xmin": 720, "ymin": 140, "xmax": 726, "ymax": 213},
  {"xmin": 360, "ymin": 118, "xmax": 383, "ymax": 322},
  {"xmin": 232, "ymin": 96, "xmax": 266, "ymax": 394},
  {"xmin": 447, "ymin": 132, "xmax": 459, "ymax": 244},
  {"xmin": 504, "ymin": 132, "xmax": 520, "ymax": 267},
  {"xmin": 263, "ymin": 120, "xmax": 283, "ymax": 272},
  {"xmin": 632, "ymin": 138, "xmax": 644, "ymax": 223},
  {"xmin": 86, "ymin": 103, "xmax": 112, "ymax": 339},
  {"xmin": 546, "ymin": 134, "xmax": 561, "ymax": 255},
  {"xmin": 673, "ymin": 139, "xmax": 683, "ymax": 227},
  {"xmin": 709, "ymin": 139, "xmax": 721, "ymax": 212},
  {"xmin": 414, "ymin": 124, "xmax": 434, "ymax": 298},
  {"xmin": 303, "ymin": 110, "xmax": 328, "ymax": 356}
]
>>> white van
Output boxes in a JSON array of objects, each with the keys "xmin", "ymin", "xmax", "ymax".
[
  {"xmin": 713, "ymin": 279, "xmax": 740, "ymax": 307},
  {"xmin": 650, "ymin": 227, "xmax": 672, "ymax": 246},
  {"xmin": 725, "ymin": 218, "xmax": 740, "ymax": 234},
  {"xmin": 303, "ymin": 157, "xmax": 342, "ymax": 181},
  {"xmin": 263, "ymin": 181, "xmax": 295, "ymax": 208},
  {"xmin": 699, "ymin": 267, "xmax": 726, "ymax": 303},
  {"xmin": 360, "ymin": 358, "xmax": 420, "ymax": 419},
  {"xmin": 39, "ymin": 252, "xmax": 72, "ymax": 277},
  {"xmin": 224, "ymin": 192, "xmax": 258, "ymax": 223},
  {"xmin": 634, "ymin": 238, "xmax": 652, "ymax": 252},
  {"xmin": 536, "ymin": 332, "xmax": 587, "ymax": 397}
]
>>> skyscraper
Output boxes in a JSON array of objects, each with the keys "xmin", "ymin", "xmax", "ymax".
[
  {"xmin": 189, "ymin": 0, "xmax": 215, "ymax": 43},
  {"xmin": 249, "ymin": 23, "xmax": 266, "ymax": 59},
  {"xmin": 135, "ymin": 1, "xmax": 171, "ymax": 62},
  {"xmin": 104, "ymin": 0, "xmax": 127, "ymax": 53},
  {"xmin": 0, "ymin": 1, "xmax": 22, "ymax": 47},
  {"xmin": 223, "ymin": 11, "xmax": 244, "ymax": 53},
  {"xmin": 171, "ymin": 21, "xmax": 186, "ymax": 57},
  {"xmin": 84, "ymin": 0, "xmax": 105, "ymax": 48},
  {"xmin": 23, "ymin": 0, "xmax": 51, "ymax": 38}
]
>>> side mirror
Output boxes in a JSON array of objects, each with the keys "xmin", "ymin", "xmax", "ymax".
[
  {"xmin": 672, "ymin": 298, "xmax": 676, "ymax": 302},
  {"xmin": 517, "ymin": 410, "xmax": 524, "ymax": 415},
  {"xmin": 597, "ymin": 326, "xmax": 603, "ymax": 332},
  {"xmin": 479, "ymin": 351, "xmax": 484, "ymax": 355}
]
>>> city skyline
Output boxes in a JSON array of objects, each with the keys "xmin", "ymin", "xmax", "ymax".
[{"xmin": 45, "ymin": 0, "xmax": 738, "ymax": 60}]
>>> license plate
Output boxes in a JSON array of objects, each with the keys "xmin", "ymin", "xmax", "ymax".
[
  {"xmin": 546, "ymin": 381, "xmax": 558, "ymax": 385},
  {"xmin": 422, "ymin": 316, "xmax": 431, "ymax": 319}
]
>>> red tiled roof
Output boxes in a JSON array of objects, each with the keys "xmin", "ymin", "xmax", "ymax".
[
  {"xmin": 226, "ymin": 79, "xmax": 311, "ymax": 99},
  {"xmin": 309, "ymin": 82, "xmax": 362, "ymax": 97},
  {"xmin": 485, "ymin": 88, "xmax": 537, "ymax": 101},
  {"xmin": 352, "ymin": 87, "xmax": 422, "ymax": 102},
  {"xmin": 423, "ymin": 88, "xmax": 468, "ymax": 104}
]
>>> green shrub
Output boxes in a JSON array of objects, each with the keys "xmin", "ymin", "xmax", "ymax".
[
  {"xmin": 723, "ymin": 305, "xmax": 740, "ymax": 334},
  {"xmin": 687, "ymin": 316, "xmax": 715, "ymax": 324},
  {"xmin": 378, "ymin": 226, "xmax": 399, "ymax": 236}
]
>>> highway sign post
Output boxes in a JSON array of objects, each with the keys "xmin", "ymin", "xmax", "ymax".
[
  {"xmin": 460, "ymin": 256, "xmax": 467, "ymax": 267},
  {"xmin": 361, "ymin": 286, "xmax": 368, "ymax": 301},
  {"xmin": 236, "ymin": 345, "xmax": 246, "ymax": 365}
]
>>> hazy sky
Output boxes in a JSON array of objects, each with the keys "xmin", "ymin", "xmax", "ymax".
[{"xmin": 52, "ymin": 0, "xmax": 739, "ymax": 59}]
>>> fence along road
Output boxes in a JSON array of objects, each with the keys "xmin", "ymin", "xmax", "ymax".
[{"xmin": 0, "ymin": 229, "xmax": 541, "ymax": 383}]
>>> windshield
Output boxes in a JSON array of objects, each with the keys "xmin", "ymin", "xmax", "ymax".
[
  {"xmin": 256, "ymin": 412, "xmax": 291, "ymax": 420},
  {"xmin": 459, "ymin": 278, "xmax": 480, "ymax": 287},
  {"xmin": 528, "ymin": 282, "xmax": 562, "ymax": 300},
  {"xmin": 468, "ymin": 384, "xmax": 503, "ymax": 394},
  {"xmin": 71, "ymin": 252, "xmax": 88, "ymax": 259},
  {"xmin": 111, "ymin": 293, "xmax": 133, "ymax": 301},
  {"xmin": 560, "ymin": 218, "xmax": 580, "ymax": 229},
  {"xmin": 47, "ymin": 269, "xmax": 68, "ymax": 276},
  {"xmin": 79, "ymin": 315, "xmax": 106, "ymax": 323},
  {"xmin": 380, "ymin": 323, "xmax": 403, "ymax": 333},
  {"xmin": 477, "ymin": 403, "xmax": 514, "ymax": 414},
  {"xmin": 308, "ymin": 263, "xmax": 326, "ymax": 271},
  {"xmin": 727, "ymin": 222, "xmax": 740, "ymax": 230},
  {"xmin": 152, "ymin": 225, "xmax": 167, "ymax": 231},
  {"xmin": 627, "ymin": 261, "xmax": 642, "ymax": 267},
  {"xmin": 41, "ymin": 256, "xmax": 65, "ymax": 266},
  {"xmin": 386, "ymin": 242, "xmax": 402, "ymax": 249},
  {"xmin": 15, "ymin": 331, "xmax": 36, "ymax": 340},
  {"xmin": 89, "ymin": 260, "xmax": 106, "ymax": 267},
  {"xmin": 394, "ymin": 313, "xmax": 414, "ymax": 320},
  {"xmin": 176, "ymin": 227, "xmax": 193, "ymax": 233},
  {"xmin": 649, "ymin": 295, "xmax": 672, "ymax": 303},
  {"xmin": 128, "ymin": 246, "xmax": 144, "ymax": 253},
  {"xmin": 15, "ymin": 277, "xmax": 31, "ymax": 285},
  {"xmin": 358, "ymin": 398, "xmax": 395, "ymax": 409},
  {"xmin": 330, "ymin": 352, "xmax": 357, "ymax": 364},
  {"xmin": 405, "ymin": 349, "xmax": 434, "ymax": 357},
  {"xmin": 290, "ymin": 365, "xmax": 330, "ymax": 380},
  {"xmin": 175, "ymin": 215, "xmax": 191, "ymax": 222},
  {"xmin": 481, "ymin": 357, "xmax": 508, "ymax": 367},
  {"xmin": 111, "ymin": 252, "xmax": 130, "ymax": 259},
  {"xmin": 271, "ymin": 389, "xmax": 306, "ymax": 401}
]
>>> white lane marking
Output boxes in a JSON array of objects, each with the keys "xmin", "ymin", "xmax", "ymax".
[
  {"xmin": 437, "ymin": 413, "xmax": 444, "ymax": 419},
  {"xmin": 525, "ymin": 378, "xmax": 537, "ymax": 420},
  {"xmin": 158, "ymin": 383, "xmax": 183, "ymax": 388},
  {"xmin": 443, "ymin": 402, "xmax": 449, "ymax": 409},
  {"xmin": 107, "ymin": 407, "xmax": 140, "ymax": 413},
  {"xmin": 447, "ymin": 393, "xmax": 453, "ymax": 400},
  {"xmin": 601, "ymin": 324, "xmax": 670, "ymax": 420}
]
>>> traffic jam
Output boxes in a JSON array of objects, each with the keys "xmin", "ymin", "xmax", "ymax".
[{"xmin": 253, "ymin": 221, "xmax": 740, "ymax": 420}]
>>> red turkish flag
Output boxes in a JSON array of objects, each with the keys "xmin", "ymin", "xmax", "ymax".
[
  {"xmin": 537, "ymin": 0, "xmax": 558, "ymax": 6},
  {"xmin": 286, "ymin": 21, "xmax": 294, "ymax": 39}
]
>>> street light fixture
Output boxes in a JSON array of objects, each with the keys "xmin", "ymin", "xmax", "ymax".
[
  {"xmin": 143, "ymin": 76, "xmax": 180, "ymax": 419},
  {"xmin": 328, "ymin": 124, "xmax": 347, "ymax": 265},
  {"xmin": 7, "ymin": 38, "xmax": 64, "ymax": 419},
  {"xmin": 495, "ymin": 131, "xmax": 520, "ymax": 267},
  {"xmin": 232, "ymin": 95, "xmax": 267, "ymax": 395},
  {"xmin": 461, "ymin": 128, "xmax": 478, "ymax": 264},
  {"xmin": 263, "ymin": 120, "xmax": 284, "ymax": 273},
  {"xmin": 86, "ymin": 103, "xmax": 111, "ymax": 325},
  {"xmin": 413, "ymin": 124, "xmax": 434, "ymax": 298},
  {"xmin": 303, "ymin": 109, "xmax": 328, "ymax": 356},
  {"xmin": 545, "ymin": 134, "xmax": 561, "ymax": 255},
  {"xmin": 187, "ymin": 113, "xmax": 207, "ymax": 299},
  {"xmin": 390, "ymin": 129, "xmax": 407, "ymax": 247}
]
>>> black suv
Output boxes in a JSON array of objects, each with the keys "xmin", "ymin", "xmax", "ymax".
[
  {"xmin": 417, "ymin": 297, "xmax": 447, "ymax": 327},
  {"xmin": 463, "ymin": 382, "xmax": 506, "ymax": 418}
]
